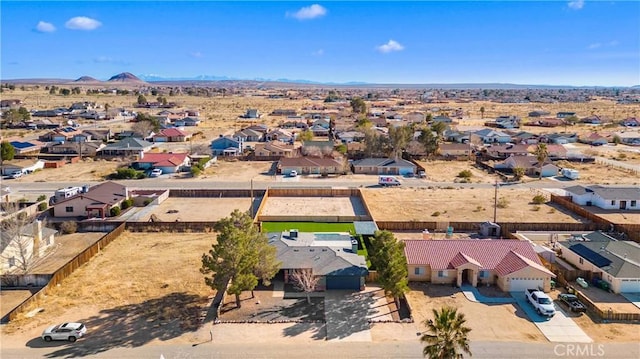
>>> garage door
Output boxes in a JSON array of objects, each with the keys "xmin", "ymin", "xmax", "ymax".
[
  {"xmin": 509, "ymin": 278, "xmax": 544, "ymax": 292},
  {"xmin": 620, "ymin": 279, "xmax": 640, "ymax": 293},
  {"xmin": 326, "ymin": 276, "xmax": 360, "ymax": 290}
]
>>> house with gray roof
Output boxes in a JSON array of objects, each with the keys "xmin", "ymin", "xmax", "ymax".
[
  {"xmin": 351, "ymin": 158, "xmax": 416, "ymax": 176},
  {"xmin": 97, "ymin": 137, "xmax": 154, "ymax": 157},
  {"xmin": 564, "ymin": 185, "xmax": 640, "ymax": 210},
  {"xmin": 558, "ymin": 233, "xmax": 640, "ymax": 293},
  {"xmin": 267, "ymin": 231, "xmax": 368, "ymax": 290}
]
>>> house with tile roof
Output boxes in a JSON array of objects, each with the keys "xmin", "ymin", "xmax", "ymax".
[
  {"xmin": 152, "ymin": 128, "xmax": 191, "ymax": 142},
  {"xmin": 50, "ymin": 181, "xmax": 129, "ymax": 219},
  {"xmin": 267, "ymin": 231, "xmax": 368, "ymax": 290},
  {"xmin": 132, "ymin": 152, "xmax": 190, "ymax": 173},
  {"xmin": 558, "ymin": 233, "xmax": 640, "ymax": 293},
  {"xmin": 563, "ymin": 185, "xmax": 640, "ymax": 210},
  {"xmin": 253, "ymin": 142, "xmax": 298, "ymax": 159},
  {"xmin": 404, "ymin": 239, "xmax": 555, "ymax": 292}
]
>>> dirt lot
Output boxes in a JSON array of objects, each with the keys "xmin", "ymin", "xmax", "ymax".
[
  {"xmin": 260, "ymin": 196, "xmax": 367, "ymax": 218},
  {"xmin": 10, "ymin": 158, "xmax": 122, "ymax": 183},
  {"xmin": 361, "ymin": 187, "xmax": 584, "ymax": 222},
  {"xmin": 406, "ymin": 283, "xmax": 544, "ymax": 342},
  {"xmin": 146, "ymin": 197, "xmax": 253, "ymax": 222},
  {"xmin": 1, "ymin": 231, "xmax": 215, "ymax": 352}
]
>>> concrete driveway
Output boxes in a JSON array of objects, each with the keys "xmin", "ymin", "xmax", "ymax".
[{"xmin": 512, "ymin": 292, "xmax": 592, "ymax": 343}]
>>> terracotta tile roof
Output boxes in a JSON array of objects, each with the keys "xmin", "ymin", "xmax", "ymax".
[{"xmin": 404, "ymin": 239, "xmax": 552, "ymax": 276}]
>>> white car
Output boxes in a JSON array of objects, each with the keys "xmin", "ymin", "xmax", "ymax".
[
  {"xmin": 289, "ymin": 170, "xmax": 298, "ymax": 177},
  {"xmin": 150, "ymin": 169, "xmax": 163, "ymax": 177},
  {"xmin": 10, "ymin": 171, "xmax": 23, "ymax": 179},
  {"xmin": 42, "ymin": 322, "xmax": 87, "ymax": 342}
]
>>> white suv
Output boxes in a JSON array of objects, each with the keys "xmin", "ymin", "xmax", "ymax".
[{"xmin": 42, "ymin": 322, "xmax": 87, "ymax": 342}]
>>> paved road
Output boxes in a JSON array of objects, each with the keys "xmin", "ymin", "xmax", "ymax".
[{"xmin": 1, "ymin": 340, "xmax": 637, "ymax": 359}]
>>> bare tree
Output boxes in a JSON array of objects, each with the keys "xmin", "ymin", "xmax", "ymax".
[
  {"xmin": 131, "ymin": 121, "xmax": 155, "ymax": 139},
  {"xmin": 289, "ymin": 269, "xmax": 320, "ymax": 304},
  {"xmin": 0, "ymin": 204, "xmax": 45, "ymax": 274}
]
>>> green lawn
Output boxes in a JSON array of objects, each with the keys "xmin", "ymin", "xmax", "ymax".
[{"xmin": 261, "ymin": 222, "xmax": 356, "ymax": 233}]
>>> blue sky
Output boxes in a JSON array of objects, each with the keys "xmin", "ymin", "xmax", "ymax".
[{"xmin": 1, "ymin": 1, "xmax": 639, "ymax": 86}]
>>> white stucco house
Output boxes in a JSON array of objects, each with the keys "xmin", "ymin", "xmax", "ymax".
[{"xmin": 564, "ymin": 185, "xmax": 640, "ymax": 210}]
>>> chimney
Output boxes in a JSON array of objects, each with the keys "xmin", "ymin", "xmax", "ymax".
[
  {"xmin": 351, "ymin": 238, "xmax": 358, "ymax": 253},
  {"xmin": 32, "ymin": 220, "xmax": 43, "ymax": 258}
]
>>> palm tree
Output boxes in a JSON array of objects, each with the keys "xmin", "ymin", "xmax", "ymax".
[
  {"xmin": 421, "ymin": 306, "xmax": 472, "ymax": 359},
  {"xmin": 479, "ymin": 107, "xmax": 485, "ymax": 119},
  {"xmin": 534, "ymin": 143, "xmax": 548, "ymax": 180}
]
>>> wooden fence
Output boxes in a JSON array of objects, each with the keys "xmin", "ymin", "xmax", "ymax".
[
  {"xmin": 551, "ymin": 195, "xmax": 640, "ymax": 242},
  {"xmin": 267, "ymin": 188, "xmax": 360, "ymax": 197},
  {"xmin": 169, "ymin": 189, "xmax": 264, "ymax": 198},
  {"xmin": 2, "ymin": 223, "xmax": 126, "ymax": 323},
  {"xmin": 126, "ymin": 221, "xmax": 217, "ymax": 232}
]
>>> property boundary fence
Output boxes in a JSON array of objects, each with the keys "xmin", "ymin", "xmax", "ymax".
[{"xmin": 1, "ymin": 223, "xmax": 126, "ymax": 323}]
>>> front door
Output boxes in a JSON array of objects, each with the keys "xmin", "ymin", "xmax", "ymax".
[{"xmin": 620, "ymin": 201, "xmax": 627, "ymax": 210}]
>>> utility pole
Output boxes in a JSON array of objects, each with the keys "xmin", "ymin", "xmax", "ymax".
[
  {"xmin": 493, "ymin": 180, "xmax": 499, "ymax": 223},
  {"xmin": 250, "ymin": 178, "xmax": 254, "ymax": 218}
]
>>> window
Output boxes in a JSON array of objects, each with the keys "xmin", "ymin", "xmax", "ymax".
[
  {"xmin": 438, "ymin": 271, "xmax": 447, "ymax": 278},
  {"xmin": 8, "ymin": 257, "xmax": 16, "ymax": 267},
  {"xmin": 632, "ymin": 200, "xmax": 637, "ymax": 207},
  {"xmin": 579, "ymin": 258, "xmax": 584, "ymax": 264},
  {"xmin": 479, "ymin": 270, "xmax": 488, "ymax": 278},
  {"xmin": 65, "ymin": 206, "xmax": 73, "ymax": 213},
  {"xmin": 611, "ymin": 200, "xmax": 615, "ymax": 205},
  {"xmin": 414, "ymin": 267, "xmax": 425, "ymax": 275}
]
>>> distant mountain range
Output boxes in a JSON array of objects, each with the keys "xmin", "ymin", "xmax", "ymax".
[{"xmin": 2, "ymin": 72, "xmax": 636, "ymax": 89}]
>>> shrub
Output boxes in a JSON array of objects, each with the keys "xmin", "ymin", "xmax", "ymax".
[
  {"xmin": 143, "ymin": 199, "xmax": 153, "ymax": 206},
  {"xmin": 112, "ymin": 167, "xmax": 144, "ymax": 179},
  {"xmin": 38, "ymin": 202, "xmax": 47, "ymax": 211},
  {"xmin": 121, "ymin": 199, "xmax": 133, "ymax": 210},
  {"xmin": 110, "ymin": 206, "xmax": 121, "ymax": 217},
  {"xmin": 37, "ymin": 194, "xmax": 47, "ymax": 201},
  {"xmin": 457, "ymin": 170, "xmax": 473, "ymax": 179},
  {"xmin": 431, "ymin": 211, "xmax": 441, "ymax": 217},
  {"xmin": 60, "ymin": 221, "xmax": 77, "ymax": 234},
  {"xmin": 532, "ymin": 194, "xmax": 547, "ymax": 205},
  {"xmin": 496, "ymin": 197, "xmax": 509, "ymax": 209},
  {"xmin": 532, "ymin": 205, "xmax": 541, "ymax": 211},
  {"xmin": 191, "ymin": 166, "xmax": 202, "ymax": 177}
]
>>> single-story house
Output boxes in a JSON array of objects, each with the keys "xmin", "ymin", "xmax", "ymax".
[
  {"xmin": 432, "ymin": 115, "xmax": 453, "ymax": 124},
  {"xmin": 613, "ymin": 131, "xmax": 640, "ymax": 146},
  {"xmin": 268, "ymin": 231, "xmax": 368, "ymax": 290},
  {"xmin": 563, "ymin": 185, "xmax": 640, "ymax": 210},
  {"xmin": 51, "ymin": 181, "xmax": 129, "ymax": 218},
  {"xmin": 621, "ymin": 118, "xmax": 639, "ymax": 127},
  {"xmin": 210, "ymin": 136, "xmax": 243, "ymax": 156},
  {"xmin": 528, "ymin": 110, "xmax": 550, "ymax": 117},
  {"xmin": 46, "ymin": 141, "xmax": 104, "ymax": 157},
  {"xmin": 265, "ymin": 129, "xmax": 295, "ymax": 143},
  {"xmin": 8, "ymin": 140, "xmax": 44, "ymax": 155},
  {"xmin": 279, "ymin": 157, "xmax": 344, "ymax": 176},
  {"xmin": 1, "ymin": 159, "xmax": 45, "ymax": 176},
  {"xmin": 337, "ymin": 131, "xmax": 365, "ymax": 144},
  {"xmin": 241, "ymin": 109, "xmax": 261, "ymax": 119},
  {"xmin": 557, "ymin": 112, "xmax": 577, "ymax": 119},
  {"xmin": 495, "ymin": 155, "xmax": 559, "ymax": 177},
  {"xmin": 271, "ymin": 109, "xmax": 298, "ymax": 117},
  {"xmin": 511, "ymin": 131, "xmax": 539, "ymax": 144},
  {"xmin": 174, "ymin": 117, "xmax": 201, "ymax": 127},
  {"xmin": 133, "ymin": 152, "xmax": 190, "ymax": 173},
  {"xmin": 234, "ymin": 128, "xmax": 263, "ymax": 142},
  {"xmin": 152, "ymin": 128, "xmax": 191, "ymax": 142},
  {"xmin": 405, "ymin": 239, "xmax": 555, "ymax": 292},
  {"xmin": 558, "ymin": 232, "xmax": 640, "ymax": 293},
  {"xmin": 580, "ymin": 133, "xmax": 609, "ymax": 146},
  {"xmin": 309, "ymin": 124, "xmax": 330, "ymax": 136},
  {"xmin": 98, "ymin": 138, "xmax": 154, "ymax": 157},
  {"xmin": 1, "ymin": 220, "xmax": 57, "ymax": 274},
  {"xmin": 528, "ymin": 144, "xmax": 567, "ymax": 159},
  {"xmin": 471, "ymin": 128, "xmax": 511, "ymax": 144},
  {"xmin": 253, "ymin": 142, "xmax": 297, "ymax": 158},
  {"xmin": 82, "ymin": 128, "xmax": 113, "ymax": 142},
  {"xmin": 543, "ymin": 133, "xmax": 578, "ymax": 144},
  {"xmin": 438, "ymin": 143, "xmax": 472, "ymax": 157},
  {"xmin": 486, "ymin": 144, "xmax": 530, "ymax": 159},
  {"xmin": 351, "ymin": 158, "xmax": 416, "ymax": 176},
  {"xmin": 312, "ymin": 118, "xmax": 331, "ymax": 129}
]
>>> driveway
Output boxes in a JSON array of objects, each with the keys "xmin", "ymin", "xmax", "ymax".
[{"xmin": 512, "ymin": 292, "xmax": 592, "ymax": 343}]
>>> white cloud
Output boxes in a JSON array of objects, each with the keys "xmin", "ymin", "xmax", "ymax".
[
  {"xmin": 35, "ymin": 21, "xmax": 56, "ymax": 33},
  {"xmin": 65, "ymin": 16, "xmax": 102, "ymax": 30},
  {"xmin": 587, "ymin": 40, "xmax": 619, "ymax": 50},
  {"xmin": 93, "ymin": 56, "xmax": 129, "ymax": 65},
  {"xmin": 189, "ymin": 51, "xmax": 203, "ymax": 58},
  {"xmin": 312, "ymin": 49, "xmax": 324, "ymax": 56},
  {"xmin": 587, "ymin": 43, "xmax": 601, "ymax": 49},
  {"xmin": 287, "ymin": 4, "xmax": 327, "ymax": 20},
  {"xmin": 376, "ymin": 40, "xmax": 404, "ymax": 53},
  {"xmin": 568, "ymin": 0, "xmax": 584, "ymax": 10},
  {"xmin": 608, "ymin": 40, "xmax": 619, "ymax": 47}
]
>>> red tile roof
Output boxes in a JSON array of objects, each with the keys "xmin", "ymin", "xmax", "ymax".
[
  {"xmin": 404, "ymin": 239, "xmax": 553, "ymax": 276},
  {"xmin": 158, "ymin": 128, "xmax": 187, "ymax": 137}
]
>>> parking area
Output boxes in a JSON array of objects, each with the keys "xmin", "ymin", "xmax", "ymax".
[{"xmin": 511, "ymin": 292, "xmax": 592, "ymax": 343}]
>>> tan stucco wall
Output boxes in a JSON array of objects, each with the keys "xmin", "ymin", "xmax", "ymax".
[
  {"xmin": 408, "ymin": 265, "xmax": 431, "ymax": 281},
  {"xmin": 430, "ymin": 269, "xmax": 457, "ymax": 284}
]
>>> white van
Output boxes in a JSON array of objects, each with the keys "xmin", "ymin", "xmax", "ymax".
[{"xmin": 378, "ymin": 175, "xmax": 401, "ymax": 186}]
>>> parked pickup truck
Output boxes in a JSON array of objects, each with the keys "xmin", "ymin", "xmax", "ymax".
[
  {"xmin": 558, "ymin": 293, "xmax": 587, "ymax": 313},
  {"xmin": 526, "ymin": 289, "xmax": 556, "ymax": 317}
]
